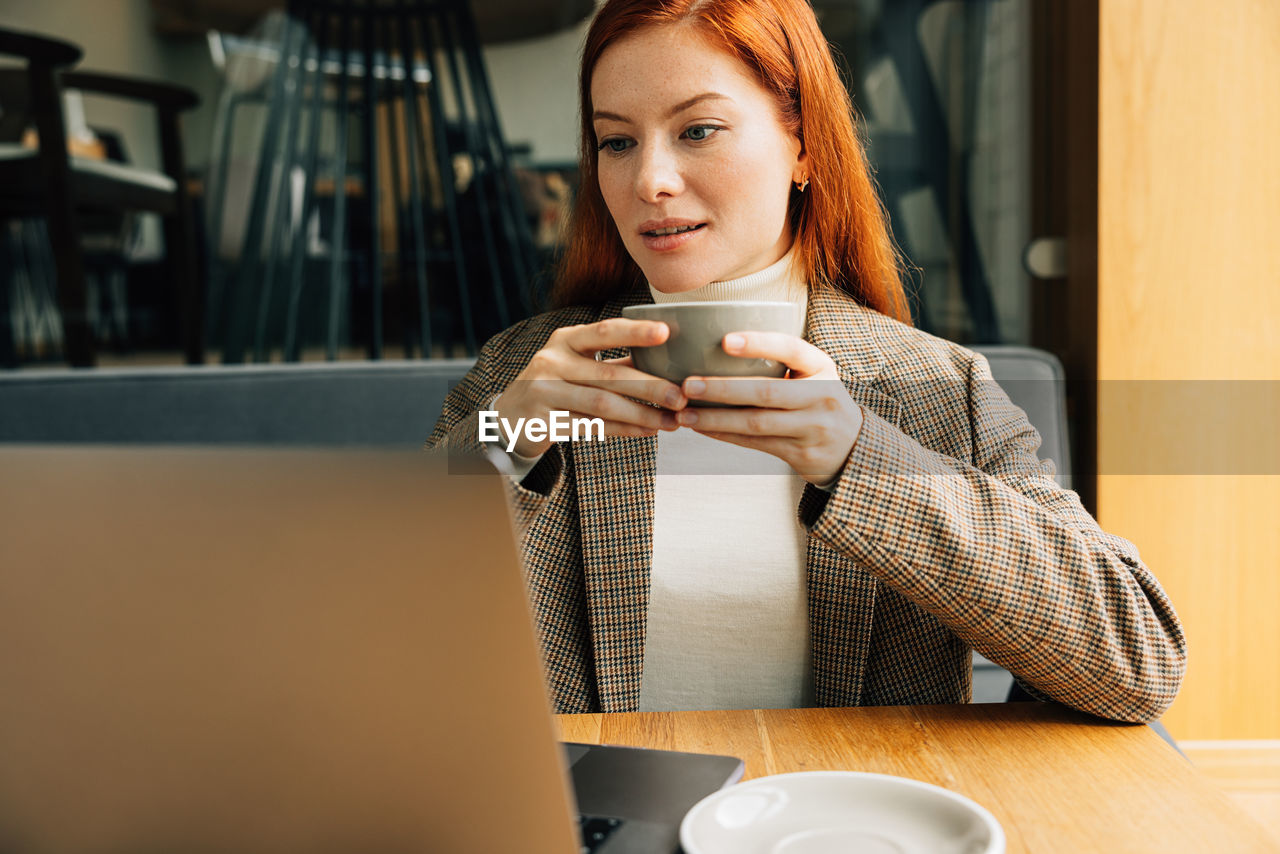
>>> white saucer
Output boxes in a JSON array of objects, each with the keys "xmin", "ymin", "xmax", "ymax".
[{"xmin": 680, "ymin": 771, "xmax": 1004, "ymax": 854}]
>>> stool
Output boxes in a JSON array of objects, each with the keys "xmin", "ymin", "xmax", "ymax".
[{"xmin": 206, "ymin": 0, "xmax": 537, "ymax": 363}]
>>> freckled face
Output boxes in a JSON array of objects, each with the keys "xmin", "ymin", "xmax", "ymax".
[{"xmin": 590, "ymin": 26, "xmax": 807, "ymax": 294}]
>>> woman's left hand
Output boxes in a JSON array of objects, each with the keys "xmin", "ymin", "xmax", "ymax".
[{"xmin": 675, "ymin": 332, "xmax": 864, "ymax": 485}]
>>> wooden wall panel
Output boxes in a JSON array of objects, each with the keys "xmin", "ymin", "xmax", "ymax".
[{"xmin": 1097, "ymin": 0, "xmax": 1280, "ymax": 739}]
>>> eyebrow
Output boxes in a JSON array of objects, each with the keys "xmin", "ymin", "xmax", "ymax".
[{"xmin": 592, "ymin": 92, "xmax": 732, "ymax": 124}]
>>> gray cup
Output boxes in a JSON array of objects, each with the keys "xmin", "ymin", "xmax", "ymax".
[{"xmin": 621, "ymin": 302, "xmax": 805, "ymax": 404}]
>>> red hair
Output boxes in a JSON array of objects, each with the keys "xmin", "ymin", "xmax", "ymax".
[{"xmin": 552, "ymin": 0, "xmax": 911, "ymax": 324}]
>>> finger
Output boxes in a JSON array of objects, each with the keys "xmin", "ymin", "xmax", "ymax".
[
  {"xmin": 692, "ymin": 429, "xmax": 831, "ymax": 479},
  {"xmin": 567, "ymin": 355, "xmax": 686, "ymax": 410},
  {"xmin": 513, "ymin": 350, "xmax": 685, "ymax": 412},
  {"xmin": 676, "ymin": 406, "xmax": 804, "ymax": 438},
  {"xmin": 552, "ymin": 383, "xmax": 679, "ymax": 432},
  {"xmin": 562, "ymin": 318, "xmax": 670, "ymax": 357},
  {"xmin": 721, "ymin": 331, "xmax": 830, "ymax": 378},
  {"xmin": 682, "ymin": 376, "xmax": 816, "ymax": 410}
]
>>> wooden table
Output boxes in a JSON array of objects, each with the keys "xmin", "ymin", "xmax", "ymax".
[{"xmin": 556, "ymin": 703, "xmax": 1278, "ymax": 853}]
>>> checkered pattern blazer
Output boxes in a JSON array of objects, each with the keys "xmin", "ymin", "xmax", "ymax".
[{"xmin": 427, "ymin": 284, "xmax": 1186, "ymax": 723}]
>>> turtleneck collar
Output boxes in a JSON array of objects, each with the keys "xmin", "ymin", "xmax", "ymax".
[{"xmin": 647, "ymin": 243, "xmax": 807, "ymax": 311}]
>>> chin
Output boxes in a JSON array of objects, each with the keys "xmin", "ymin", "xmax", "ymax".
[{"xmin": 639, "ymin": 265, "xmax": 714, "ymax": 296}]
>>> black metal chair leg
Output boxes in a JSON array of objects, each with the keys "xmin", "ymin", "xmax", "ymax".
[
  {"xmin": 396, "ymin": 0, "xmax": 432, "ymax": 359},
  {"xmin": 0, "ymin": 224, "xmax": 17, "ymax": 368},
  {"xmin": 359, "ymin": 7, "xmax": 383, "ymax": 359},
  {"xmin": 285, "ymin": 5, "xmax": 332, "ymax": 362},
  {"xmin": 253, "ymin": 15, "xmax": 311, "ymax": 362},
  {"xmin": 327, "ymin": 0, "xmax": 355, "ymax": 361},
  {"xmin": 417, "ymin": 13, "xmax": 476, "ymax": 355},
  {"xmin": 222, "ymin": 16, "xmax": 306, "ymax": 364}
]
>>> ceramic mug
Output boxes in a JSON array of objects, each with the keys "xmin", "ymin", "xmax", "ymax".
[{"xmin": 621, "ymin": 302, "xmax": 804, "ymax": 404}]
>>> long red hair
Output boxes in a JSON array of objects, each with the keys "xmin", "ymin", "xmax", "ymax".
[{"xmin": 551, "ymin": 0, "xmax": 911, "ymax": 324}]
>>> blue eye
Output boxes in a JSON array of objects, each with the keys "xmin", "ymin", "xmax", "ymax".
[
  {"xmin": 683, "ymin": 125, "xmax": 720, "ymax": 141},
  {"xmin": 597, "ymin": 138, "xmax": 632, "ymax": 154}
]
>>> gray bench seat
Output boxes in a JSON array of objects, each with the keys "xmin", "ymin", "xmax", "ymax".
[{"xmin": 0, "ymin": 360, "xmax": 475, "ymax": 446}]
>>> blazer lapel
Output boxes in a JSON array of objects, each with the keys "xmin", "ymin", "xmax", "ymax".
[
  {"xmin": 573, "ymin": 290, "xmax": 658, "ymax": 712},
  {"xmin": 573, "ymin": 434, "xmax": 656, "ymax": 712},
  {"xmin": 804, "ymin": 288, "xmax": 902, "ymax": 706}
]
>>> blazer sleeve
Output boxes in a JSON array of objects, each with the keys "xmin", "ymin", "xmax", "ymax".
[
  {"xmin": 798, "ymin": 352, "xmax": 1187, "ymax": 723},
  {"xmin": 424, "ymin": 327, "xmax": 566, "ymax": 537}
]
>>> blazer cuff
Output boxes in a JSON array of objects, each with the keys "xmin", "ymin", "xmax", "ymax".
[{"xmin": 797, "ymin": 406, "xmax": 954, "ymax": 543}]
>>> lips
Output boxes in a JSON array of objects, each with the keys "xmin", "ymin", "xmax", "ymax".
[
  {"xmin": 638, "ymin": 218, "xmax": 707, "ymax": 251},
  {"xmin": 643, "ymin": 223, "xmax": 704, "ymax": 237},
  {"xmin": 638, "ymin": 218, "xmax": 705, "ymax": 236}
]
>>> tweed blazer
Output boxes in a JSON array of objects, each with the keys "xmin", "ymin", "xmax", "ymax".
[{"xmin": 426, "ymin": 284, "xmax": 1186, "ymax": 723}]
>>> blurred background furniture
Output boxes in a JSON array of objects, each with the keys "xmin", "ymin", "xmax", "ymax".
[
  {"xmin": 868, "ymin": 0, "xmax": 1000, "ymax": 341},
  {"xmin": 150, "ymin": 0, "xmax": 596, "ymax": 44},
  {"xmin": 0, "ymin": 359, "xmax": 472, "ymax": 445},
  {"xmin": 0, "ymin": 26, "xmax": 203, "ymax": 368},
  {"xmin": 814, "ymin": 0, "xmax": 1022, "ymax": 345},
  {"xmin": 204, "ymin": 0, "xmax": 539, "ymax": 364}
]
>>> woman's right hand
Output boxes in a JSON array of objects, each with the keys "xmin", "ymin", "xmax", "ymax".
[{"xmin": 491, "ymin": 318, "xmax": 688, "ymax": 458}]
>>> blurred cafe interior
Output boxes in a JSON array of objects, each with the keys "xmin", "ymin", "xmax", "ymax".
[{"xmin": 0, "ymin": 0, "xmax": 1276, "ymax": 849}]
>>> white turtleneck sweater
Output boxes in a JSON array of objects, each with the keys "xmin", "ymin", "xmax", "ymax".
[
  {"xmin": 503, "ymin": 246, "xmax": 816, "ymax": 711},
  {"xmin": 639, "ymin": 246, "xmax": 814, "ymax": 711}
]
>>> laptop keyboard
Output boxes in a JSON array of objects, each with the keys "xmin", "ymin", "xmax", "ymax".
[{"xmin": 578, "ymin": 814, "xmax": 624, "ymax": 852}]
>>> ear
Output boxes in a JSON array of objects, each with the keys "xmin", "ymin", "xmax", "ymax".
[{"xmin": 792, "ymin": 148, "xmax": 810, "ymax": 184}]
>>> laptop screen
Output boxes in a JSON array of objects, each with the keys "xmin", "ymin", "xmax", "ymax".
[{"xmin": 0, "ymin": 447, "xmax": 579, "ymax": 854}]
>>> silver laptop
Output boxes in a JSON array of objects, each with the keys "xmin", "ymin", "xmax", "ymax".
[{"xmin": 0, "ymin": 447, "xmax": 742, "ymax": 854}]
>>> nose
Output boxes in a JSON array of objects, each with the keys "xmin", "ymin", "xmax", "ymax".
[{"xmin": 634, "ymin": 142, "xmax": 683, "ymax": 202}]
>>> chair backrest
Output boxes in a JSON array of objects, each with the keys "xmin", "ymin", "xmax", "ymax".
[
  {"xmin": 972, "ymin": 344, "xmax": 1072, "ymax": 489},
  {"xmin": 0, "ymin": 360, "xmax": 475, "ymax": 446},
  {"xmin": 0, "ymin": 346, "xmax": 1071, "ymax": 459},
  {"xmin": 969, "ymin": 344, "xmax": 1085, "ymax": 705},
  {"xmin": 0, "ymin": 29, "xmax": 81, "ymax": 143}
]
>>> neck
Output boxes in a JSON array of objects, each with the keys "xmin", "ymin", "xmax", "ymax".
[{"xmin": 648, "ymin": 244, "xmax": 806, "ymax": 305}]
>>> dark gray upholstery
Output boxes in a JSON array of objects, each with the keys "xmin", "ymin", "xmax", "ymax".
[
  {"xmin": 975, "ymin": 345, "xmax": 1072, "ymax": 490},
  {"xmin": 0, "ymin": 347, "xmax": 1069, "ymax": 455},
  {"xmin": 0, "ymin": 360, "xmax": 475, "ymax": 446}
]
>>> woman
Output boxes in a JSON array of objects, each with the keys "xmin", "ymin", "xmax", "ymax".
[{"xmin": 428, "ymin": 0, "xmax": 1184, "ymax": 722}]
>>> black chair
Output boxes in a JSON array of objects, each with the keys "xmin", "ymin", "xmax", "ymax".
[{"xmin": 0, "ymin": 26, "xmax": 203, "ymax": 368}]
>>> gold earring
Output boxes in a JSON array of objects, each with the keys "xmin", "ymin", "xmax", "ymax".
[{"xmin": 796, "ymin": 176, "xmax": 809, "ymax": 192}]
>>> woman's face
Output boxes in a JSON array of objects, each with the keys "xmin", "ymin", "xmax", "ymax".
[{"xmin": 590, "ymin": 25, "xmax": 807, "ymax": 294}]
